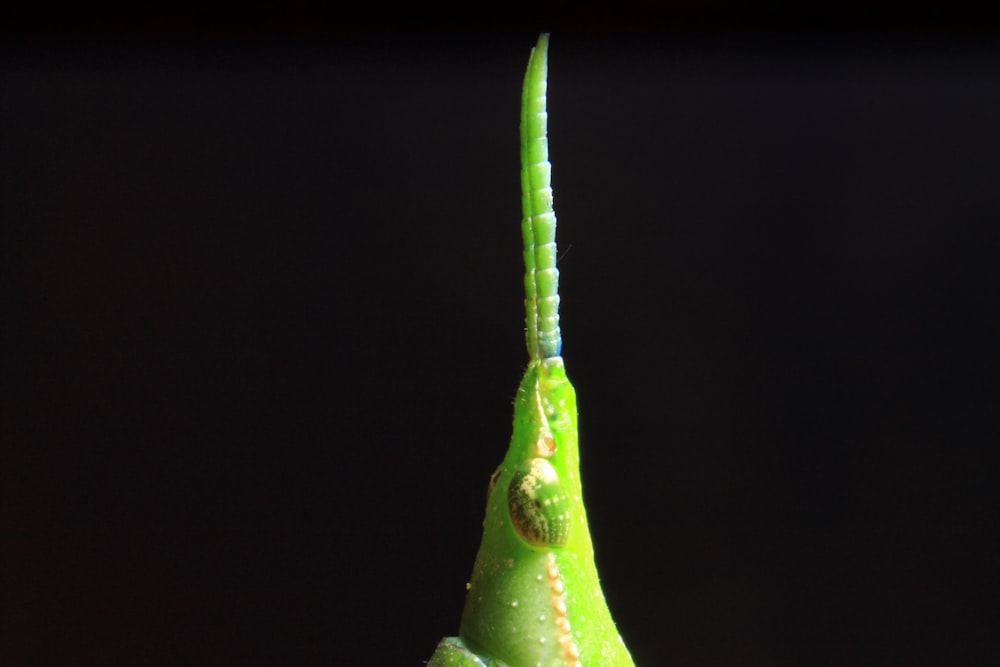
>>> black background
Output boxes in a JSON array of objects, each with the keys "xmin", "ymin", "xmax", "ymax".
[{"xmin": 3, "ymin": 17, "xmax": 999, "ymax": 667}]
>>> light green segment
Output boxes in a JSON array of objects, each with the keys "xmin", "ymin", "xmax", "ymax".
[
  {"xmin": 428, "ymin": 35, "xmax": 635, "ymax": 667},
  {"xmin": 520, "ymin": 34, "xmax": 561, "ymax": 361}
]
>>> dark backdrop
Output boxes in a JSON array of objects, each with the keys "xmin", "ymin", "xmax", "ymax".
[{"xmin": 3, "ymin": 30, "xmax": 999, "ymax": 665}]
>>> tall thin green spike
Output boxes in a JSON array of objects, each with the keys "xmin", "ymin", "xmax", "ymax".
[
  {"xmin": 521, "ymin": 34, "xmax": 561, "ymax": 361},
  {"xmin": 428, "ymin": 35, "xmax": 636, "ymax": 667}
]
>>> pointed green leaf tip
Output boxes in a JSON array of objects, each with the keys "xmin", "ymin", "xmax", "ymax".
[{"xmin": 520, "ymin": 33, "xmax": 561, "ymax": 361}]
